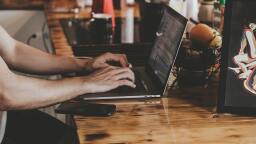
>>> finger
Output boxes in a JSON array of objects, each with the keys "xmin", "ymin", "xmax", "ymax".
[
  {"xmin": 109, "ymin": 68, "xmax": 135, "ymax": 78},
  {"xmin": 112, "ymin": 71, "xmax": 135, "ymax": 82},
  {"xmin": 116, "ymin": 79, "xmax": 136, "ymax": 88},
  {"xmin": 118, "ymin": 54, "xmax": 129, "ymax": 67},
  {"xmin": 104, "ymin": 53, "xmax": 129, "ymax": 67},
  {"xmin": 96, "ymin": 67, "xmax": 134, "ymax": 82},
  {"xmin": 92, "ymin": 66, "xmax": 114, "ymax": 76}
]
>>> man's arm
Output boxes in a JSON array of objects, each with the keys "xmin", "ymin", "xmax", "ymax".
[
  {"xmin": 0, "ymin": 26, "xmax": 128, "ymax": 75},
  {"xmin": 0, "ymin": 56, "xmax": 135, "ymax": 110}
]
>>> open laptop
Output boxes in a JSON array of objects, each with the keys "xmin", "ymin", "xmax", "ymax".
[{"xmin": 81, "ymin": 5, "xmax": 188, "ymax": 100}]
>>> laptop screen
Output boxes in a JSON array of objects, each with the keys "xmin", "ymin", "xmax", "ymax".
[{"xmin": 148, "ymin": 6, "xmax": 187, "ymax": 85}]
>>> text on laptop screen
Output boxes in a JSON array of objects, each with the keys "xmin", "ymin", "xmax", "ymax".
[{"xmin": 148, "ymin": 7, "xmax": 186, "ymax": 84}]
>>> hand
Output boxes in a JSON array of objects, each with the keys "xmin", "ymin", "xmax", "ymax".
[
  {"xmin": 86, "ymin": 52, "xmax": 129, "ymax": 71},
  {"xmin": 83, "ymin": 66, "xmax": 135, "ymax": 93}
]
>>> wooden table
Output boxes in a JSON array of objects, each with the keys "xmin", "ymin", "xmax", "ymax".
[
  {"xmin": 74, "ymin": 84, "xmax": 256, "ymax": 144},
  {"xmin": 4, "ymin": 0, "xmax": 256, "ymax": 143}
]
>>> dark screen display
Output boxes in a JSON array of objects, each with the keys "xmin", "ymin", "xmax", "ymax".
[
  {"xmin": 223, "ymin": 0, "xmax": 256, "ymax": 107},
  {"xmin": 148, "ymin": 8, "xmax": 186, "ymax": 84}
]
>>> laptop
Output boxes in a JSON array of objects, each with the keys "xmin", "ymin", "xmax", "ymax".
[{"xmin": 81, "ymin": 5, "xmax": 188, "ymax": 100}]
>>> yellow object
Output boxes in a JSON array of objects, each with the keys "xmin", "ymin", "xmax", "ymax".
[{"xmin": 190, "ymin": 23, "xmax": 222, "ymax": 49}]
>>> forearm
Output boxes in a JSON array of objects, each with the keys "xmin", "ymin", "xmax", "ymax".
[
  {"xmin": 2, "ymin": 74, "xmax": 88, "ymax": 110},
  {"xmin": 0, "ymin": 26, "xmax": 91, "ymax": 74},
  {"xmin": 2, "ymin": 41, "xmax": 91, "ymax": 75},
  {"xmin": 0, "ymin": 26, "xmax": 128, "ymax": 75}
]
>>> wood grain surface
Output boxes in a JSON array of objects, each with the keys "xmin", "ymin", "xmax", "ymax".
[{"xmin": 75, "ymin": 84, "xmax": 256, "ymax": 144}]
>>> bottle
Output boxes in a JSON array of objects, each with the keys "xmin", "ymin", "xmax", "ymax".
[
  {"xmin": 198, "ymin": 0, "xmax": 215, "ymax": 26},
  {"xmin": 219, "ymin": 0, "xmax": 225, "ymax": 33},
  {"xmin": 212, "ymin": 0, "xmax": 221, "ymax": 31},
  {"xmin": 92, "ymin": 0, "xmax": 115, "ymax": 28},
  {"xmin": 186, "ymin": 0, "xmax": 199, "ymax": 22}
]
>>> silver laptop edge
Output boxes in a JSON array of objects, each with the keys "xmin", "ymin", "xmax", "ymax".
[
  {"xmin": 83, "ymin": 95, "xmax": 161, "ymax": 100},
  {"xmin": 161, "ymin": 23, "xmax": 188, "ymax": 96}
]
